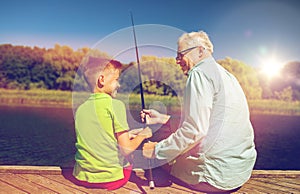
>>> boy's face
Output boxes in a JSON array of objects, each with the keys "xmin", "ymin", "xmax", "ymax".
[{"xmin": 102, "ymin": 69, "xmax": 120, "ymax": 98}]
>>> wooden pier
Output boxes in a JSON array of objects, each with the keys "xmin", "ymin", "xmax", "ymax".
[{"xmin": 0, "ymin": 166, "xmax": 299, "ymax": 193}]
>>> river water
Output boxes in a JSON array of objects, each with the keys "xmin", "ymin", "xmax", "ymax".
[{"xmin": 0, "ymin": 106, "xmax": 299, "ymax": 170}]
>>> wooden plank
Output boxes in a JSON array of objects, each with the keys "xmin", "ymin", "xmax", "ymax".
[
  {"xmin": 0, "ymin": 165, "xmax": 62, "ymax": 175},
  {"xmin": 123, "ymin": 184, "xmax": 194, "ymax": 194},
  {"xmin": 114, "ymin": 187, "xmax": 142, "ymax": 194},
  {"xmin": 18, "ymin": 174, "xmax": 85, "ymax": 194},
  {"xmin": 170, "ymin": 183, "xmax": 203, "ymax": 194},
  {"xmin": 230, "ymin": 178, "xmax": 271, "ymax": 193},
  {"xmin": 259, "ymin": 177, "xmax": 300, "ymax": 190},
  {"xmin": 42, "ymin": 174, "xmax": 113, "ymax": 194},
  {"xmin": 252, "ymin": 170, "xmax": 300, "ymax": 178},
  {"xmin": 0, "ymin": 173, "xmax": 54, "ymax": 193},
  {"xmin": 249, "ymin": 178, "xmax": 299, "ymax": 193},
  {"xmin": 1, "ymin": 166, "xmax": 300, "ymax": 178},
  {"xmin": 0, "ymin": 166, "xmax": 300, "ymax": 193},
  {"xmin": 244, "ymin": 182, "xmax": 286, "ymax": 193},
  {"xmin": 240, "ymin": 178, "xmax": 287, "ymax": 193},
  {"xmin": 254, "ymin": 177, "xmax": 300, "ymax": 192},
  {"xmin": 61, "ymin": 169, "xmax": 137, "ymax": 194},
  {"xmin": 116, "ymin": 181, "xmax": 145, "ymax": 193},
  {"xmin": 0, "ymin": 179, "xmax": 27, "ymax": 194},
  {"xmin": 283, "ymin": 178, "xmax": 300, "ymax": 185},
  {"xmin": 46, "ymin": 168, "xmax": 145, "ymax": 194},
  {"xmin": 233, "ymin": 184, "xmax": 259, "ymax": 193}
]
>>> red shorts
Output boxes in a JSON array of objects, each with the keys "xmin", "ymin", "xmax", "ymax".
[{"xmin": 75, "ymin": 165, "xmax": 133, "ymax": 190}]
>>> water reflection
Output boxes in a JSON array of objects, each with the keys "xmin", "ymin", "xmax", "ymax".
[{"xmin": 0, "ymin": 106, "xmax": 299, "ymax": 170}]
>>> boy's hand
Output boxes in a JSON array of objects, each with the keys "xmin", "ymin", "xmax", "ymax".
[
  {"xmin": 139, "ymin": 126, "xmax": 152, "ymax": 139},
  {"xmin": 140, "ymin": 109, "xmax": 170, "ymax": 125},
  {"xmin": 128, "ymin": 128, "xmax": 143, "ymax": 139},
  {"xmin": 128, "ymin": 127, "xmax": 152, "ymax": 139}
]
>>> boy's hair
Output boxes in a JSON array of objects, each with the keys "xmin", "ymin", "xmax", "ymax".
[{"xmin": 82, "ymin": 56, "xmax": 122, "ymax": 91}]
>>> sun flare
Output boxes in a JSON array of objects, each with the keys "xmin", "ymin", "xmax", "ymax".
[{"xmin": 261, "ymin": 58, "xmax": 283, "ymax": 78}]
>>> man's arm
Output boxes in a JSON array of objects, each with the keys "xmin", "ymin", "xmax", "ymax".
[{"xmin": 144, "ymin": 71, "xmax": 213, "ymax": 160}]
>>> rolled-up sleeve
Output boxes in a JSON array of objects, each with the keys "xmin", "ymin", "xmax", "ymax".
[{"xmin": 155, "ymin": 70, "xmax": 214, "ymax": 160}]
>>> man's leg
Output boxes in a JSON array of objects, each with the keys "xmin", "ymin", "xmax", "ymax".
[{"xmin": 144, "ymin": 161, "xmax": 172, "ymax": 187}]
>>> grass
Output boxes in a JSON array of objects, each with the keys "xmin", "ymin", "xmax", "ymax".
[
  {"xmin": 248, "ymin": 99, "xmax": 300, "ymax": 116},
  {"xmin": 0, "ymin": 89, "xmax": 72, "ymax": 108},
  {"xmin": 1, "ymin": 89, "xmax": 300, "ymax": 116}
]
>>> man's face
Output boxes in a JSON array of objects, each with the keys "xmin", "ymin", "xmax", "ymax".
[{"xmin": 176, "ymin": 42, "xmax": 197, "ymax": 75}]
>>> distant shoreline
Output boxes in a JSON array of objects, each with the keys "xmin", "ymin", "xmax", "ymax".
[
  {"xmin": 0, "ymin": 89, "xmax": 72, "ymax": 108},
  {"xmin": 1, "ymin": 89, "xmax": 300, "ymax": 116}
]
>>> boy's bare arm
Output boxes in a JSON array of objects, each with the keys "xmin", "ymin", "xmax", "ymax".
[
  {"xmin": 116, "ymin": 127, "xmax": 152, "ymax": 156},
  {"xmin": 128, "ymin": 128, "xmax": 143, "ymax": 139}
]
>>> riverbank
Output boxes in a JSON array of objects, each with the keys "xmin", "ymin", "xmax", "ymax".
[
  {"xmin": 0, "ymin": 89, "xmax": 72, "ymax": 108},
  {"xmin": 1, "ymin": 89, "xmax": 300, "ymax": 116}
]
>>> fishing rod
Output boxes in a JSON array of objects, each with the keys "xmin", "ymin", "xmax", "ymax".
[{"xmin": 130, "ymin": 12, "xmax": 155, "ymax": 189}]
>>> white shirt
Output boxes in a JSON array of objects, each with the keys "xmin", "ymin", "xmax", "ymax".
[{"xmin": 155, "ymin": 56, "xmax": 257, "ymax": 190}]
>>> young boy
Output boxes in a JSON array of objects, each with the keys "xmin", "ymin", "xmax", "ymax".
[{"xmin": 73, "ymin": 56, "xmax": 152, "ymax": 190}]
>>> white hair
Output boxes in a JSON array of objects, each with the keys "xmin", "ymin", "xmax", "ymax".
[{"xmin": 178, "ymin": 30, "xmax": 214, "ymax": 53}]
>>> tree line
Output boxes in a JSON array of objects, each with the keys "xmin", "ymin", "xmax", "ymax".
[{"xmin": 0, "ymin": 44, "xmax": 299, "ymax": 101}]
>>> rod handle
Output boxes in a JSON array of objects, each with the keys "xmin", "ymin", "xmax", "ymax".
[{"xmin": 149, "ymin": 180, "xmax": 155, "ymax": 189}]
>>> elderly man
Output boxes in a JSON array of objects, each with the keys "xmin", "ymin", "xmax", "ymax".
[{"xmin": 141, "ymin": 31, "xmax": 257, "ymax": 192}]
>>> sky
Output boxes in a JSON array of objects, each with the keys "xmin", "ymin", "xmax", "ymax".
[{"xmin": 1, "ymin": 0, "xmax": 300, "ymax": 68}]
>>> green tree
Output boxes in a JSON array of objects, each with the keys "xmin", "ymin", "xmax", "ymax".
[
  {"xmin": 119, "ymin": 56, "xmax": 186, "ymax": 96},
  {"xmin": 274, "ymin": 86, "xmax": 293, "ymax": 101}
]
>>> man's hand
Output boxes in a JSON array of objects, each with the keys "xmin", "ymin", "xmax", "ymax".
[
  {"xmin": 140, "ymin": 109, "xmax": 170, "ymax": 125},
  {"xmin": 143, "ymin": 141, "xmax": 157, "ymax": 158}
]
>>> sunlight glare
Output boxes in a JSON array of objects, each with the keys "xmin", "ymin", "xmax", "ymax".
[{"xmin": 261, "ymin": 58, "xmax": 283, "ymax": 78}]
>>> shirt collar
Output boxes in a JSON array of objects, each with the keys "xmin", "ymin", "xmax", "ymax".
[
  {"xmin": 187, "ymin": 56, "xmax": 215, "ymax": 75},
  {"xmin": 89, "ymin": 92, "xmax": 111, "ymax": 100}
]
